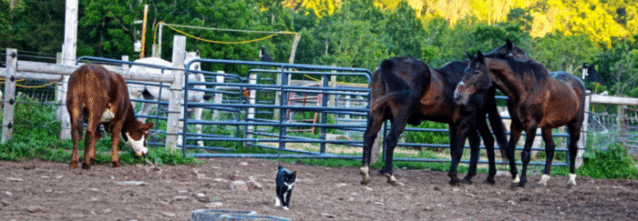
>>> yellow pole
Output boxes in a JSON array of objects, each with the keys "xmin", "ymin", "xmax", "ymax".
[{"xmin": 140, "ymin": 4, "xmax": 149, "ymax": 58}]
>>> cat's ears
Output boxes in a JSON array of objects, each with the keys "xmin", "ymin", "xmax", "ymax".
[{"xmin": 291, "ymin": 171, "xmax": 297, "ymax": 176}]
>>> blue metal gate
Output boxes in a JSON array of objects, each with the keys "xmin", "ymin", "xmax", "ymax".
[
  {"xmin": 181, "ymin": 59, "xmax": 570, "ymax": 167},
  {"xmin": 181, "ymin": 59, "xmax": 372, "ymax": 159}
]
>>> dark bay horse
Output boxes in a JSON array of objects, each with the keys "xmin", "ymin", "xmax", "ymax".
[
  {"xmin": 360, "ymin": 40, "xmax": 531, "ymax": 186},
  {"xmin": 454, "ymin": 51, "xmax": 586, "ymax": 188}
]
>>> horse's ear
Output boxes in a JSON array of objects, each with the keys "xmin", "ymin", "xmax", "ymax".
[
  {"xmin": 477, "ymin": 50, "xmax": 485, "ymax": 62},
  {"xmin": 465, "ymin": 51, "xmax": 475, "ymax": 60},
  {"xmin": 506, "ymin": 39, "xmax": 513, "ymax": 50}
]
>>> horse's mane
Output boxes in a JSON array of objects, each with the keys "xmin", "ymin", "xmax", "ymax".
[
  {"xmin": 483, "ymin": 53, "xmax": 549, "ymax": 83},
  {"xmin": 436, "ymin": 60, "xmax": 465, "ymax": 84}
]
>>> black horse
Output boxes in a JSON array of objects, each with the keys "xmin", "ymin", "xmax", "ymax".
[
  {"xmin": 360, "ymin": 40, "xmax": 532, "ymax": 186},
  {"xmin": 454, "ymin": 51, "xmax": 586, "ymax": 188}
]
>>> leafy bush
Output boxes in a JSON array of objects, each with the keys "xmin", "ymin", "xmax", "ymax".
[
  {"xmin": 403, "ymin": 121, "xmax": 449, "ymax": 150},
  {"xmin": 579, "ymin": 143, "xmax": 638, "ymax": 179}
]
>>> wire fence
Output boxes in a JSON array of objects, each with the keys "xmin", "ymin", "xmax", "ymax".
[
  {"xmin": 587, "ymin": 106, "xmax": 638, "ymax": 155},
  {"xmin": 1, "ymin": 51, "xmax": 61, "ymax": 107}
]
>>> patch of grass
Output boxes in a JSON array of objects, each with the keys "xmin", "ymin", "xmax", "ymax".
[
  {"xmin": 0, "ymin": 97, "xmax": 200, "ymax": 166},
  {"xmin": 579, "ymin": 143, "xmax": 638, "ymax": 179}
]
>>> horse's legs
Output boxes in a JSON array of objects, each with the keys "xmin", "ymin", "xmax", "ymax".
[
  {"xmin": 448, "ymin": 124, "xmax": 467, "ymax": 185},
  {"xmin": 507, "ymin": 124, "xmax": 523, "ymax": 186},
  {"xmin": 137, "ymin": 101, "xmax": 154, "ymax": 123},
  {"xmin": 538, "ymin": 127, "xmax": 555, "ymax": 186},
  {"xmin": 566, "ymin": 123, "xmax": 582, "ymax": 187},
  {"xmin": 360, "ymin": 111, "xmax": 384, "ymax": 185},
  {"xmin": 194, "ymin": 106, "xmax": 204, "ymax": 147},
  {"xmin": 518, "ymin": 126, "xmax": 538, "ymax": 187},
  {"xmin": 476, "ymin": 115, "xmax": 497, "ymax": 184},
  {"xmin": 381, "ymin": 116, "xmax": 408, "ymax": 186},
  {"xmin": 462, "ymin": 128, "xmax": 481, "ymax": 184}
]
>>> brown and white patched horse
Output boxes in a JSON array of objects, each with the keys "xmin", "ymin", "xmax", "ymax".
[
  {"xmin": 66, "ymin": 64, "xmax": 154, "ymax": 169},
  {"xmin": 360, "ymin": 40, "xmax": 532, "ymax": 186},
  {"xmin": 454, "ymin": 51, "xmax": 585, "ymax": 188}
]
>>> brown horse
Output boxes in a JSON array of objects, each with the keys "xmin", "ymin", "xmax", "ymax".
[
  {"xmin": 360, "ymin": 40, "xmax": 531, "ymax": 186},
  {"xmin": 454, "ymin": 51, "xmax": 585, "ymax": 188},
  {"xmin": 66, "ymin": 64, "xmax": 154, "ymax": 169}
]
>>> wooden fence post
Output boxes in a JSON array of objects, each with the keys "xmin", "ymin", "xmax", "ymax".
[
  {"xmin": 246, "ymin": 72, "xmax": 257, "ymax": 141},
  {"xmin": 576, "ymin": 90, "xmax": 591, "ymax": 168},
  {"xmin": 2, "ymin": 49, "xmax": 17, "ymax": 143},
  {"xmin": 58, "ymin": 0, "xmax": 78, "ymax": 140},
  {"xmin": 165, "ymin": 35, "xmax": 186, "ymax": 152},
  {"xmin": 212, "ymin": 71, "xmax": 225, "ymax": 120}
]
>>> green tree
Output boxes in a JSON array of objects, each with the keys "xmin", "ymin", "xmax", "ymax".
[
  {"xmin": 0, "ymin": 0, "xmax": 12, "ymax": 50},
  {"xmin": 382, "ymin": 1, "xmax": 426, "ymax": 58},
  {"xmin": 611, "ymin": 49, "xmax": 638, "ymax": 96},
  {"xmin": 7, "ymin": 0, "xmax": 65, "ymax": 55},
  {"xmin": 78, "ymin": 0, "xmax": 139, "ymax": 58},
  {"xmin": 532, "ymin": 32, "xmax": 601, "ymax": 73},
  {"xmin": 305, "ymin": 0, "xmax": 388, "ymax": 72}
]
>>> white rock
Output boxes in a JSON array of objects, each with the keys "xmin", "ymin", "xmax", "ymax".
[
  {"xmin": 230, "ymin": 180, "xmax": 248, "ymax": 191},
  {"xmin": 205, "ymin": 202, "xmax": 223, "ymax": 208}
]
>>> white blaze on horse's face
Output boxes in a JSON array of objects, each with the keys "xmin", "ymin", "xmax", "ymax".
[
  {"xmin": 453, "ymin": 81, "xmax": 470, "ymax": 105},
  {"xmin": 125, "ymin": 132, "xmax": 148, "ymax": 157}
]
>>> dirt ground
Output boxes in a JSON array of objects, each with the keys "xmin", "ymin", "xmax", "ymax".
[{"xmin": 1, "ymin": 158, "xmax": 637, "ymax": 221}]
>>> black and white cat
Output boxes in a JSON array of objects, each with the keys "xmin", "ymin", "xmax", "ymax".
[{"xmin": 275, "ymin": 165, "xmax": 296, "ymax": 210}]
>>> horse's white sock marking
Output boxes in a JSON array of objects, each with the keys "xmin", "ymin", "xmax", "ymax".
[
  {"xmin": 283, "ymin": 206, "xmax": 289, "ymax": 211},
  {"xmin": 125, "ymin": 132, "xmax": 148, "ymax": 156},
  {"xmin": 568, "ymin": 173, "xmax": 577, "ymax": 186},
  {"xmin": 274, "ymin": 197, "xmax": 281, "ymax": 207},
  {"xmin": 360, "ymin": 166, "xmax": 370, "ymax": 179},
  {"xmin": 538, "ymin": 174, "xmax": 551, "ymax": 186},
  {"xmin": 389, "ymin": 175, "xmax": 397, "ymax": 182},
  {"xmin": 512, "ymin": 174, "xmax": 520, "ymax": 183},
  {"xmin": 360, "ymin": 166, "xmax": 369, "ymax": 174}
]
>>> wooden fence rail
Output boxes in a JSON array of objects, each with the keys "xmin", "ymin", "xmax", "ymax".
[{"xmin": 2, "ymin": 35, "xmax": 188, "ymax": 152}]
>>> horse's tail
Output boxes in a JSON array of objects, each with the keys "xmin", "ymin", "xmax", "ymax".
[
  {"xmin": 370, "ymin": 59, "xmax": 413, "ymax": 111},
  {"xmin": 380, "ymin": 59, "xmax": 410, "ymax": 92}
]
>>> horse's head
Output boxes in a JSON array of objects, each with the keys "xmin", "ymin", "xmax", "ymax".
[
  {"xmin": 484, "ymin": 39, "xmax": 532, "ymax": 61},
  {"xmin": 184, "ymin": 50, "xmax": 202, "ymax": 71},
  {"xmin": 454, "ymin": 51, "xmax": 492, "ymax": 105}
]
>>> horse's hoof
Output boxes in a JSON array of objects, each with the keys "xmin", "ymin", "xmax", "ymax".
[
  {"xmin": 517, "ymin": 182, "xmax": 527, "ymax": 188},
  {"xmin": 510, "ymin": 182, "xmax": 519, "ymax": 190},
  {"xmin": 460, "ymin": 178, "xmax": 473, "ymax": 185},
  {"xmin": 112, "ymin": 161, "xmax": 121, "ymax": 168},
  {"xmin": 449, "ymin": 179, "xmax": 462, "ymax": 186},
  {"xmin": 82, "ymin": 163, "xmax": 91, "ymax": 170},
  {"xmin": 388, "ymin": 180, "xmax": 404, "ymax": 187},
  {"xmin": 484, "ymin": 178, "xmax": 495, "ymax": 185},
  {"xmin": 69, "ymin": 161, "xmax": 79, "ymax": 169},
  {"xmin": 361, "ymin": 179, "xmax": 371, "ymax": 185}
]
